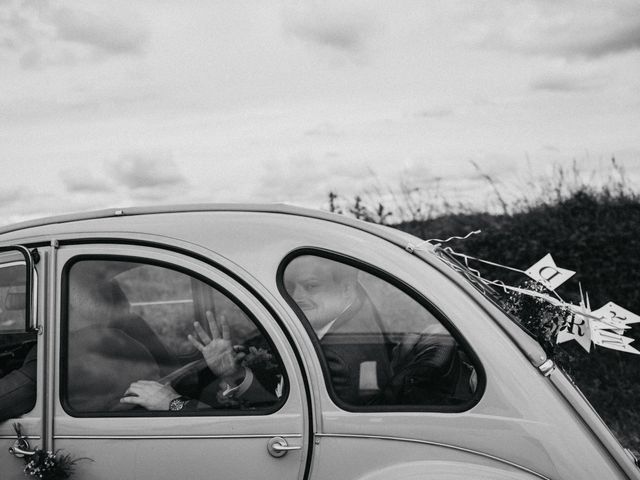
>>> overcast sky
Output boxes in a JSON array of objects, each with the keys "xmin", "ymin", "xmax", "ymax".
[{"xmin": 1, "ymin": 0, "xmax": 639, "ymax": 225}]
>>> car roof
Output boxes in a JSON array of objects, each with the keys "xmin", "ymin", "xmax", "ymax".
[{"xmin": 0, "ymin": 203, "xmax": 425, "ymax": 251}]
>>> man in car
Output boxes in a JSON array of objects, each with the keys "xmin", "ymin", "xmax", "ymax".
[
  {"xmin": 283, "ymin": 256, "xmax": 393, "ymax": 405},
  {"xmin": 284, "ymin": 256, "xmax": 469, "ymax": 407}
]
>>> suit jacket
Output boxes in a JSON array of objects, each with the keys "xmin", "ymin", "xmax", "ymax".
[
  {"xmin": 0, "ymin": 343, "xmax": 37, "ymax": 421},
  {"xmin": 67, "ymin": 325, "xmax": 161, "ymax": 412},
  {"xmin": 319, "ymin": 287, "xmax": 394, "ymax": 406},
  {"xmin": 319, "ymin": 287, "xmax": 469, "ymax": 407}
]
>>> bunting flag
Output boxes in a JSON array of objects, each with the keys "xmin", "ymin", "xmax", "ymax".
[
  {"xmin": 591, "ymin": 302, "xmax": 640, "ymax": 331},
  {"xmin": 557, "ymin": 289, "xmax": 592, "ymax": 352},
  {"xmin": 590, "ymin": 328, "xmax": 640, "ymax": 354},
  {"xmin": 525, "ymin": 254, "xmax": 576, "ymax": 291},
  {"xmin": 589, "ymin": 301, "xmax": 640, "ymax": 354},
  {"xmin": 422, "ymin": 234, "xmax": 640, "ymax": 355},
  {"xmin": 556, "ymin": 295, "xmax": 640, "ymax": 354}
]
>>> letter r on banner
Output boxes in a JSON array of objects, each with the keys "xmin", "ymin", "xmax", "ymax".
[{"xmin": 525, "ymin": 253, "xmax": 575, "ymax": 291}]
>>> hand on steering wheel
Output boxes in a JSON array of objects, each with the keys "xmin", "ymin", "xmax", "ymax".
[{"xmin": 120, "ymin": 380, "xmax": 180, "ymax": 410}]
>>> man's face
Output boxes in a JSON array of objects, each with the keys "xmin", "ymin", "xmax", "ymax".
[{"xmin": 284, "ymin": 257, "xmax": 353, "ymax": 332}]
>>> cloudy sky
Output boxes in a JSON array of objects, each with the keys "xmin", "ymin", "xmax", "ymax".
[{"xmin": 1, "ymin": 0, "xmax": 639, "ymax": 225}]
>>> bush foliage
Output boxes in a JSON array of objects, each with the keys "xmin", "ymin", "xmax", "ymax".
[{"xmin": 329, "ymin": 178, "xmax": 640, "ymax": 453}]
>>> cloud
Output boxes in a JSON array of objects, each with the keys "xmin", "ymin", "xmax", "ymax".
[
  {"xmin": 530, "ymin": 71, "xmax": 606, "ymax": 92},
  {"xmin": 60, "ymin": 169, "xmax": 114, "ymax": 193},
  {"xmin": 414, "ymin": 108, "xmax": 454, "ymax": 119},
  {"xmin": 282, "ymin": 1, "xmax": 379, "ymax": 54},
  {"xmin": 466, "ymin": 1, "xmax": 640, "ymax": 60},
  {"xmin": 304, "ymin": 122, "xmax": 345, "ymax": 137},
  {"xmin": 0, "ymin": 1, "xmax": 147, "ymax": 69},
  {"xmin": 0, "ymin": 186, "xmax": 31, "ymax": 206},
  {"xmin": 51, "ymin": 7, "xmax": 145, "ymax": 55},
  {"xmin": 109, "ymin": 153, "xmax": 188, "ymax": 191},
  {"xmin": 252, "ymin": 155, "xmax": 372, "ymax": 204}
]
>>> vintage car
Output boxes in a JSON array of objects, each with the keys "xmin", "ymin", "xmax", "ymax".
[{"xmin": 0, "ymin": 204, "xmax": 638, "ymax": 480}]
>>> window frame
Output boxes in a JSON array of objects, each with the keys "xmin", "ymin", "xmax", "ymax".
[
  {"xmin": 277, "ymin": 247, "xmax": 485, "ymax": 413},
  {"xmin": 60, "ymin": 254, "xmax": 290, "ymax": 418},
  {"xmin": 0, "ymin": 246, "xmax": 37, "ymax": 334}
]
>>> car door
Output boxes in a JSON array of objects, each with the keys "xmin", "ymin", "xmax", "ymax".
[
  {"xmin": 0, "ymin": 246, "xmax": 42, "ymax": 480},
  {"xmin": 53, "ymin": 243, "xmax": 309, "ymax": 479}
]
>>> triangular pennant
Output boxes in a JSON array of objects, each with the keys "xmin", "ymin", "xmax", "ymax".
[
  {"xmin": 591, "ymin": 329, "xmax": 640, "ymax": 355},
  {"xmin": 590, "ymin": 319, "xmax": 630, "ymax": 335},
  {"xmin": 557, "ymin": 312, "xmax": 591, "ymax": 352},
  {"xmin": 525, "ymin": 253, "xmax": 575, "ymax": 291},
  {"xmin": 591, "ymin": 302, "xmax": 640, "ymax": 327}
]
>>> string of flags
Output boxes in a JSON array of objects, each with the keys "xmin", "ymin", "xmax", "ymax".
[{"xmin": 408, "ymin": 233, "xmax": 640, "ymax": 355}]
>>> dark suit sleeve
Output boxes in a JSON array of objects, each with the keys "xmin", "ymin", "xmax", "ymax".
[
  {"xmin": 388, "ymin": 332, "xmax": 464, "ymax": 405},
  {"xmin": 0, "ymin": 346, "xmax": 37, "ymax": 422},
  {"xmin": 237, "ymin": 370, "xmax": 280, "ymax": 405}
]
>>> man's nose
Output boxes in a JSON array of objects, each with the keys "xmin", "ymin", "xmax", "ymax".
[{"xmin": 290, "ymin": 284, "xmax": 308, "ymax": 303}]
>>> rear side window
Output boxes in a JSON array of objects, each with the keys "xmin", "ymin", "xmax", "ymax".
[
  {"xmin": 62, "ymin": 258, "xmax": 286, "ymax": 416},
  {"xmin": 0, "ymin": 261, "xmax": 27, "ymax": 333},
  {"xmin": 280, "ymin": 254, "xmax": 479, "ymax": 410},
  {"xmin": 0, "ymin": 255, "xmax": 37, "ymax": 420}
]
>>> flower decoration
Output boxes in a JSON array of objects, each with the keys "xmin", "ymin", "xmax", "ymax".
[{"xmin": 13, "ymin": 423, "xmax": 91, "ymax": 480}]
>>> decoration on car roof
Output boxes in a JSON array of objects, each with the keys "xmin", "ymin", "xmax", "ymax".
[
  {"xmin": 524, "ymin": 253, "xmax": 575, "ymax": 291},
  {"xmin": 407, "ymin": 233, "xmax": 640, "ymax": 355}
]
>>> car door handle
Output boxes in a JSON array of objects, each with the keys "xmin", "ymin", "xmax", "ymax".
[
  {"xmin": 267, "ymin": 436, "xmax": 301, "ymax": 458},
  {"xmin": 9, "ymin": 439, "xmax": 36, "ymax": 458}
]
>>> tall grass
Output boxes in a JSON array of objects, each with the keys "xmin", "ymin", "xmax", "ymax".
[{"xmin": 327, "ymin": 158, "xmax": 636, "ymax": 224}]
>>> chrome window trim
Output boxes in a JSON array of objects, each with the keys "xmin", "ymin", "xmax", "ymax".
[{"xmin": 54, "ymin": 434, "xmax": 302, "ymax": 440}]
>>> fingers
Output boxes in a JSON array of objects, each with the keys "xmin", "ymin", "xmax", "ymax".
[
  {"xmin": 205, "ymin": 310, "xmax": 220, "ymax": 339},
  {"xmin": 120, "ymin": 396, "xmax": 143, "ymax": 405},
  {"xmin": 124, "ymin": 380, "xmax": 163, "ymax": 394},
  {"xmin": 123, "ymin": 383, "xmax": 141, "ymax": 397},
  {"xmin": 219, "ymin": 315, "xmax": 230, "ymax": 340},
  {"xmin": 194, "ymin": 321, "xmax": 212, "ymax": 344},
  {"xmin": 188, "ymin": 334, "xmax": 204, "ymax": 352},
  {"xmin": 121, "ymin": 383, "xmax": 144, "ymax": 405}
]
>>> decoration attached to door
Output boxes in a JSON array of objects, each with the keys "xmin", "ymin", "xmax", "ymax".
[
  {"xmin": 12, "ymin": 423, "xmax": 91, "ymax": 480},
  {"xmin": 407, "ymin": 232, "xmax": 640, "ymax": 355}
]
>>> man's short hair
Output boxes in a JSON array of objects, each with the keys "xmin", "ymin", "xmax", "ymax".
[{"xmin": 324, "ymin": 259, "xmax": 359, "ymax": 287}]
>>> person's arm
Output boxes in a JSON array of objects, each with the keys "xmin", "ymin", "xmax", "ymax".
[
  {"xmin": 217, "ymin": 367, "xmax": 280, "ymax": 405},
  {"xmin": 0, "ymin": 346, "xmax": 37, "ymax": 422}
]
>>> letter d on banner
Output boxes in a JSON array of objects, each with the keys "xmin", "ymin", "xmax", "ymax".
[{"xmin": 525, "ymin": 253, "xmax": 575, "ymax": 291}]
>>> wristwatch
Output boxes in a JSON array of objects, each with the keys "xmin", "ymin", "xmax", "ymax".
[{"xmin": 169, "ymin": 396, "xmax": 187, "ymax": 411}]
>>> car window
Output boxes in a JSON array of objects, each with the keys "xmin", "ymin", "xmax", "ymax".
[
  {"xmin": 281, "ymin": 254, "xmax": 479, "ymax": 409},
  {"xmin": 62, "ymin": 258, "xmax": 286, "ymax": 416},
  {"xmin": 0, "ymin": 258, "xmax": 37, "ymax": 420}
]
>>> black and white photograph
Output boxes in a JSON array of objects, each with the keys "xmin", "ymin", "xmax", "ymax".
[{"xmin": 1, "ymin": 1, "xmax": 639, "ymax": 479}]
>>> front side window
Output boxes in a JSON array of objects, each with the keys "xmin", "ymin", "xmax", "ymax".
[
  {"xmin": 62, "ymin": 259, "xmax": 286, "ymax": 415},
  {"xmin": 281, "ymin": 254, "xmax": 479, "ymax": 410}
]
